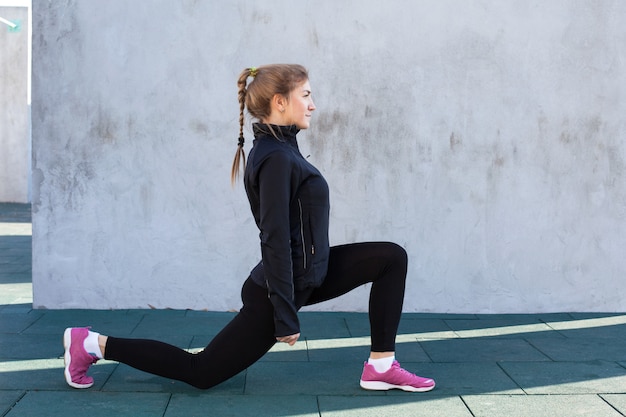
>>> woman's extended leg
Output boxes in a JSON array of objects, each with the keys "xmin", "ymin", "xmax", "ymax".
[{"xmin": 64, "ymin": 278, "xmax": 276, "ymax": 389}]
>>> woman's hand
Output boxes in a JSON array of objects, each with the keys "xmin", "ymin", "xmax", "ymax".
[{"xmin": 276, "ymin": 333, "xmax": 300, "ymax": 346}]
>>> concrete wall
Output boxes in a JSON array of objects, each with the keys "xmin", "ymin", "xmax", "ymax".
[
  {"xmin": 0, "ymin": 2, "xmax": 30, "ymax": 203},
  {"xmin": 32, "ymin": 0, "xmax": 626, "ymax": 313}
]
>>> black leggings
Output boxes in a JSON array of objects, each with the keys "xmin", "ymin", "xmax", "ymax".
[{"xmin": 105, "ymin": 242, "xmax": 407, "ymax": 389}]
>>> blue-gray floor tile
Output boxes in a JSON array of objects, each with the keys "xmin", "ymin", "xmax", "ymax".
[
  {"xmin": 568, "ymin": 313, "xmax": 626, "ymax": 320},
  {"xmin": 0, "ymin": 334, "xmax": 65, "ymax": 359},
  {"xmin": 132, "ymin": 312, "xmax": 229, "ymax": 338},
  {"xmin": 0, "ymin": 236, "xmax": 31, "ymax": 247},
  {"xmin": 421, "ymin": 338, "xmax": 550, "ymax": 362},
  {"xmin": 463, "ymin": 394, "xmax": 622, "ymax": 417},
  {"xmin": 396, "ymin": 340, "xmax": 434, "ymax": 361},
  {"xmin": 0, "ymin": 303, "xmax": 35, "ymax": 314},
  {"xmin": 394, "ymin": 362, "xmax": 523, "ymax": 395},
  {"xmin": 0, "ymin": 391, "xmax": 24, "ymax": 416},
  {"xmin": 474, "ymin": 313, "xmax": 573, "ymax": 321},
  {"xmin": 298, "ymin": 312, "xmax": 352, "ymax": 339},
  {"xmin": 500, "ymin": 360, "xmax": 626, "ymax": 394},
  {"xmin": 398, "ymin": 318, "xmax": 459, "ymax": 340},
  {"xmin": 403, "ymin": 313, "xmax": 478, "ymax": 320},
  {"xmin": 23, "ymin": 309, "xmax": 145, "ymax": 336},
  {"xmin": 0, "ymin": 310, "xmax": 43, "ymax": 332},
  {"xmin": 245, "ymin": 361, "xmax": 378, "ymax": 396},
  {"xmin": 339, "ymin": 312, "xmax": 370, "ymax": 337},
  {"xmin": 0, "ymin": 262, "xmax": 31, "ymax": 273},
  {"xmin": 528, "ymin": 337, "xmax": 626, "ymax": 361},
  {"xmin": 183, "ymin": 310, "xmax": 237, "ymax": 319},
  {"xmin": 319, "ymin": 394, "xmax": 473, "ymax": 417},
  {"xmin": 6, "ymin": 390, "xmax": 170, "ymax": 417},
  {"xmin": 165, "ymin": 394, "xmax": 320, "ymax": 417}
]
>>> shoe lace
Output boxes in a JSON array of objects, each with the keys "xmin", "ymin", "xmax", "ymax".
[
  {"xmin": 392, "ymin": 362, "xmax": 413, "ymax": 375},
  {"xmin": 392, "ymin": 362, "xmax": 426, "ymax": 381}
]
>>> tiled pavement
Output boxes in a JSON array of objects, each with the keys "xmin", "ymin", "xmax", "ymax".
[{"xmin": 1, "ymin": 203, "xmax": 626, "ymax": 416}]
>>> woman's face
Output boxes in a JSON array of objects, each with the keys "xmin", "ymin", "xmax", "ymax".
[{"xmin": 283, "ymin": 80, "xmax": 316, "ymax": 129}]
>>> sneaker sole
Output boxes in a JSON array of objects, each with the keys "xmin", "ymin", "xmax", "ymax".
[
  {"xmin": 360, "ymin": 379, "xmax": 435, "ymax": 392},
  {"xmin": 63, "ymin": 328, "xmax": 94, "ymax": 389}
]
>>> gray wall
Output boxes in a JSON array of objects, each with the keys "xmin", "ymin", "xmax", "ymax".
[
  {"xmin": 32, "ymin": 0, "xmax": 626, "ymax": 313},
  {"xmin": 0, "ymin": 2, "xmax": 30, "ymax": 203}
]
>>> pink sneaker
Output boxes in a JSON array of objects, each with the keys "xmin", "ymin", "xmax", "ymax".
[
  {"xmin": 360, "ymin": 360, "xmax": 435, "ymax": 392},
  {"xmin": 63, "ymin": 327, "xmax": 99, "ymax": 389}
]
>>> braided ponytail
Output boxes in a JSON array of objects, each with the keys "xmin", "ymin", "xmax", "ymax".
[{"xmin": 231, "ymin": 68, "xmax": 254, "ymax": 185}]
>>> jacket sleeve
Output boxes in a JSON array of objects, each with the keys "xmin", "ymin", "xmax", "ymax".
[{"xmin": 257, "ymin": 151, "xmax": 300, "ymax": 337}]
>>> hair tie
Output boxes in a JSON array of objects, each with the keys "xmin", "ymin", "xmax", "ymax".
[
  {"xmin": 249, "ymin": 67, "xmax": 258, "ymax": 77},
  {"xmin": 238, "ymin": 135, "xmax": 245, "ymax": 147}
]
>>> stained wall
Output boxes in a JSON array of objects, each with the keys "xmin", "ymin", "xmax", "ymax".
[{"xmin": 32, "ymin": 1, "xmax": 626, "ymax": 312}]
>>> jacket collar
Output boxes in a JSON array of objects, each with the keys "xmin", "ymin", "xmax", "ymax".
[{"xmin": 252, "ymin": 123, "xmax": 300, "ymax": 143}]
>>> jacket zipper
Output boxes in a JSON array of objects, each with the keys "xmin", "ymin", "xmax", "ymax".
[{"xmin": 298, "ymin": 199, "xmax": 306, "ymax": 269}]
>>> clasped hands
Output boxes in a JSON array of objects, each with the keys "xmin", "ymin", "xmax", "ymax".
[{"xmin": 276, "ymin": 333, "xmax": 300, "ymax": 346}]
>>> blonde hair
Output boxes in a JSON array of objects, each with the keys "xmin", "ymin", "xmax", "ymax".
[{"xmin": 231, "ymin": 64, "xmax": 309, "ymax": 185}]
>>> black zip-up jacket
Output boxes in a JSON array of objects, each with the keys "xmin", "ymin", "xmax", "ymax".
[{"xmin": 244, "ymin": 123, "xmax": 330, "ymax": 337}]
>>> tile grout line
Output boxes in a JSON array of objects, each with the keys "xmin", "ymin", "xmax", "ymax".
[
  {"xmin": 0, "ymin": 390, "xmax": 27, "ymax": 417},
  {"xmin": 459, "ymin": 394, "xmax": 477, "ymax": 417},
  {"xmin": 599, "ymin": 394, "xmax": 626, "ymax": 417},
  {"xmin": 496, "ymin": 361, "xmax": 530, "ymax": 395},
  {"xmin": 161, "ymin": 393, "xmax": 173, "ymax": 417}
]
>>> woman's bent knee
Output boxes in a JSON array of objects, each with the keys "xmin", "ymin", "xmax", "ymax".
[{"xmin": 384, "ymin": 242, "xmax": 408, "ymax": 267}]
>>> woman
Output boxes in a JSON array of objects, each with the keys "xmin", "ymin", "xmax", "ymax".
[{"xmin": 63, "ymin": 64, "xmax": 435, "ymax": 393}]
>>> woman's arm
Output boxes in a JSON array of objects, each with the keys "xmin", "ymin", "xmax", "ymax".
[{"xmin": 257, "ymin": 151, "xmax": 300, "ymax": 337}]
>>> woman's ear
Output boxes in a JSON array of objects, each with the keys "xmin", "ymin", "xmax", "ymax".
[{"xmin": 271, "ymin": 93, "xmax": 287, "ymax": 113}]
